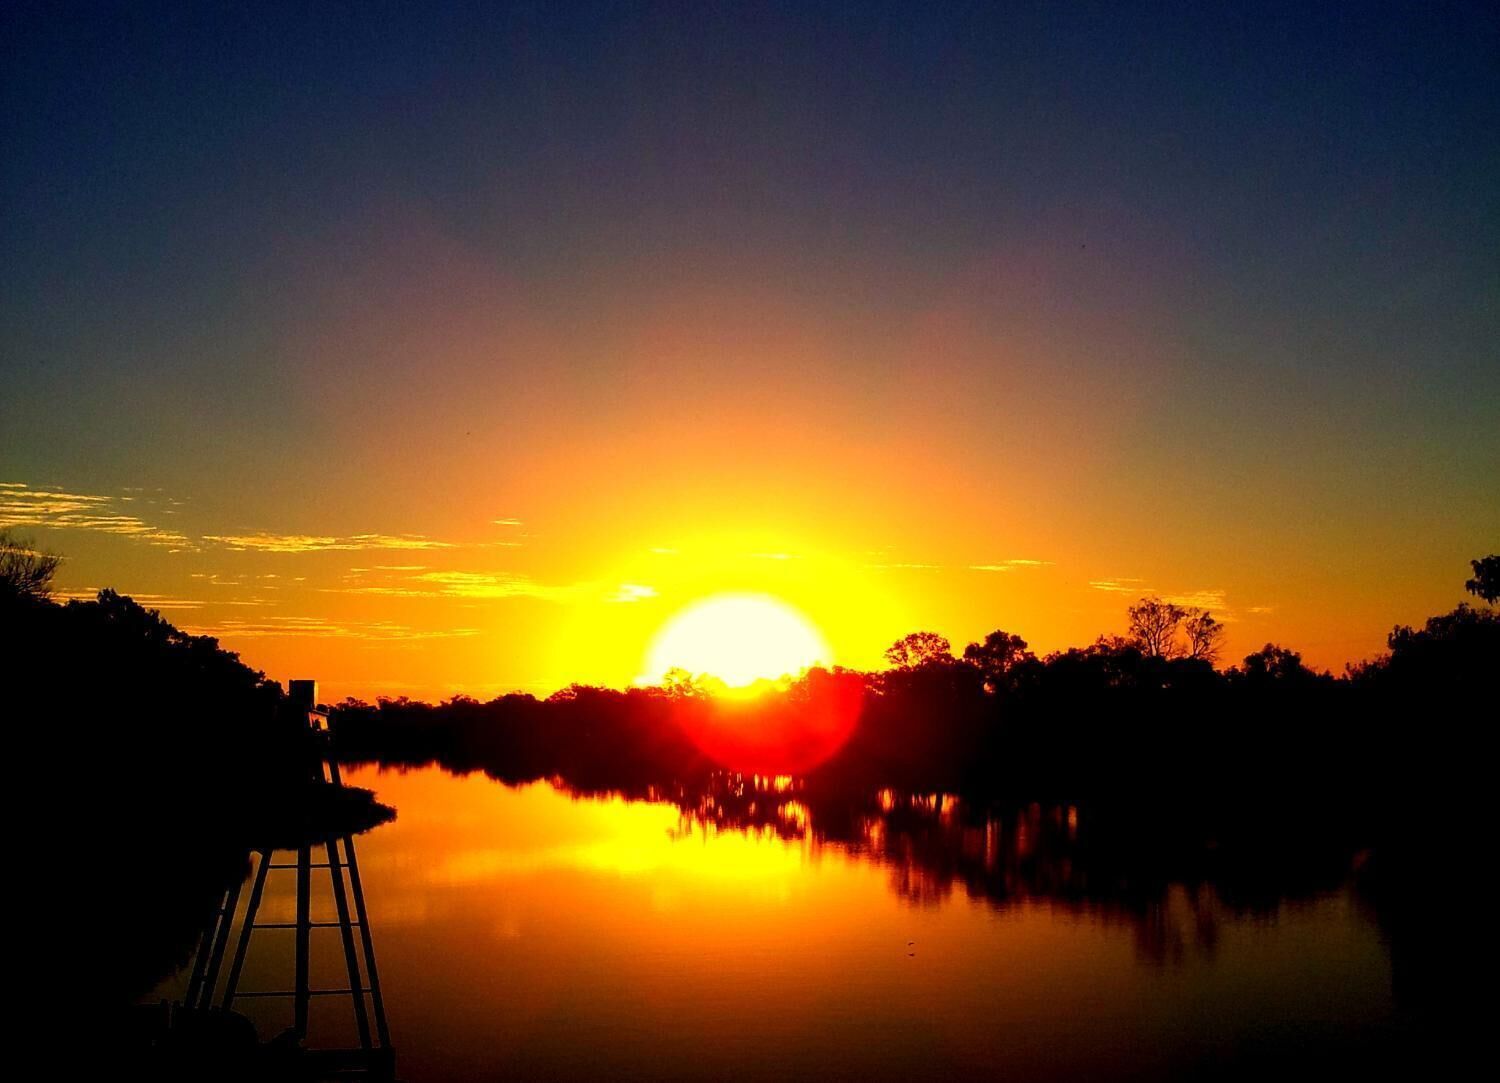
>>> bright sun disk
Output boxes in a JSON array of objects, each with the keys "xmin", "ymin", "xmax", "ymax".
[{"xmin": 643, "ymin": 593, "xmax": 830, "ymax": 688}]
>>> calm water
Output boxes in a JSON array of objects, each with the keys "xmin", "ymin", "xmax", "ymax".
[{"xmin": 153, "ymin": 765, "xmax": 1402, "ymax": 1081}]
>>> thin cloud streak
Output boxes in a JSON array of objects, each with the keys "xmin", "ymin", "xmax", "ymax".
[
  {"xmin": 203, "ymin": 532, "xmax": 456, "ymax": 553},
  {"xmin": 1164, "ymin": 589, "xmax": 1230, "ymax": 611},
  {"xmin": 0, "ymin": 482, "xmax": 191, "ymax": 549},
  {"xmin": 607, "ymin": 583, "xmax": 658, "ymax": 603},
  {"xmin": 191, "ymin": 616, "xmax": 483, "ymax": 641},
  {"xmin": 54, "ymin": 589, "xmax": 206, "ymax": 609},
  {"xmin": 325, "ymin": 568, "xmax": 657, "ymax": 606},
  {"xmin": 3, "ymin": 481, "xmax": 513, "ymax": 557},
  {"xmin": 866, "ymin": 557, "xmax": 1055, "ymax": 573},
  {"xmin": 415, "ymin": 571, "xmax": 571, "ymax": 600},
  {"xmin": 1089, "ymin": 578, "xmax": 1148, "ymax": 594},
  {"xmin": 1088, "ymin": 577, "xmax": 1238, "ymax": 621}
]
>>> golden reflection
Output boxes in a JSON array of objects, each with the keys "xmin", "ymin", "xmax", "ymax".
[
  {"xmin": 192, "ymin": 765, "xmax": 1395, "ymax": 1083},
  {"xmin": 779, "ymin": 800, "xmax": 811, "ymax": 833},
  {"xmin": 354, "ymin": 772, "xmax": 813, "ymax": 892}
]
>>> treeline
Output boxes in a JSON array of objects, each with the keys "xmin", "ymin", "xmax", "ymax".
[{"xmin": 333, "ymin": 558, "xmax": 1499, "ymax": 813}]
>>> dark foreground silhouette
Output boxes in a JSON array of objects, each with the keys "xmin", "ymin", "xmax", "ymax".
[
  {"xmin": 3, "ymin": 537, "xmax": 392, "ymax": 1079},
  {"xmin": 3, "ymin": 536, "xmax": 1492, "ymax": 1077}
]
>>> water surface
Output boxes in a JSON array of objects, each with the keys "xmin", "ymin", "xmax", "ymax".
[{"xmin": 156, "ymin": 765, "xmax": 1402, "ymax": 1081}]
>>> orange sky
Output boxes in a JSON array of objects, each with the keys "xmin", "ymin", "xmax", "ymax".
[
  {"xmin": 5, "ymin": 231, "xmax": 1491, "ymax": 700},
  {"xmin": 2, "ymin": 441, "xmax": 1488, "ymax": 703},
  {"xmin": 4, "ymin": 227, "xmax": 1492, "ymax": 701}
]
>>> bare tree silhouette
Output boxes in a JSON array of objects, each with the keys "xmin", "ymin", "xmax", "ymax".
[
  {"xmin": 1126, "ymin": 597, "xmax": 1186, "ymax": 658},
  {"xmin": 0, "ymin": 530, "xmax": 61, "ymax": 602},
  {"xmin": 1183, "ymin": 609, "xmax": 1225, "ymax": 663}
]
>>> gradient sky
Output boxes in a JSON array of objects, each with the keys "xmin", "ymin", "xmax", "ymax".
[{"xmin": 4, "ymin": 2, "xmax": 1497, "ymax": 700}]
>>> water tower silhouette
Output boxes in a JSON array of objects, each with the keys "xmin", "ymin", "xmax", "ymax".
[{"xmin": 180, "ymin": 680, "xmax": 394, "ymax": 1079}]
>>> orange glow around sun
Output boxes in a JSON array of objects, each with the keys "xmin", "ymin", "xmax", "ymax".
[
  {"xmin": 640, "ymin": 593, "xmax": 862, "ymax": 773},
  {"xmin": 643, "ymin": 593, "xmax": 831, "ymax": 689}
]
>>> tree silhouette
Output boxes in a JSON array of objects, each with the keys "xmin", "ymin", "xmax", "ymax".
[
  {"xmin": 1126, "ymin": 597, "xmax": 1186, "ymax": 658},
  {"xmin": 1234, "ymin": 644, "xmax": 1312, "ymax": 682},
  {"xmin": 661, "ymin": 667, "xmax": 709, "ymax": 699},
  {"xmin": 963, "ymin": 630, "xmax": 1035, "ymax": 692},
  {"xmin": 1183, "ymin": 609, "xmax": 1225, "ymax": 663},
  {"xmin": 0, "ymin": 530, "xmax": 61, "ymax": 602},
  {"xmin": 1466, "ymin": 555, "xmax": 1499, "ymax": 605},
  {"xmin": 884, "ymin": 631, "xmax": 953, "ymax": 669}
]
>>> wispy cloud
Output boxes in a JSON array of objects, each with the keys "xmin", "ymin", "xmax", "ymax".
[
  {"xmin": 607, "ymin": 583, "xmax": 657, "ymax": 603},
  {"xmin": 319, "ymin": 585, "xmax": 442, "ymax": 598},
  {"xmin": 326, "ymin": 567, "xmax": 654, "ymax": 606},
  {"xmin": 1088, "ymin": 577, "xmax": 1237, "ymax": 619},
  {"xmin": 0, "ymin": 482, "xmax": 191, "ymax": 549},
  {"xmin": 491, "ymin": 517, "xmax": 524, "ymax": 527},
  {"xmin": 54, "ymin": 589, "xmax": 206, "ymax": 609},
  {"xmin": 2, "ymin": 481, "xmax": 510, "ymax": 559},
  {"xmin": 413, "ymin": 570, "xmax": 566, "ymax": 599},
  {"xmin": 193, "ymin": 616, "xmax": 482, "ymax": 641},
  {"xmin": 1163, "ymin": 589, "xmax": 1229, "ymax": 610},
  {"xmin": 866, "ymin": 555, "xmax": 1054, "ymax": 573},
  {"xmin": 203, "ymin": 532, "xmax": 456, "ymax": 553},
  {"xmin": 1088, "ymin": 577, "xmax": 1147, "ymax": 593}
]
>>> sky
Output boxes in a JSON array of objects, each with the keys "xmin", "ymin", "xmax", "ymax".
[{"xmin": 3, "ymin": 1, "xmax": 1497, "ymax": 701}]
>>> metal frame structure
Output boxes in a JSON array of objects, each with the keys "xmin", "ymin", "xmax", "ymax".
[{"xmin": 181, "ymin": 688, "xmax": 393, "ymax": 1079}]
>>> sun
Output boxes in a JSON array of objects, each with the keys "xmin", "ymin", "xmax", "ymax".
[{"xmin": 644, "ymin": 593, "xmax": 831, "ymax": 688}]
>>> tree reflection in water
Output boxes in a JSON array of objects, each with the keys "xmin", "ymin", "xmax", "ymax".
[{"xmin": 546, "ymin": 769, "xmax": 1371, "ymax": 969}]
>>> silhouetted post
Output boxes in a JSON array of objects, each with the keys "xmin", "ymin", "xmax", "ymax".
[
  {"xmin": 322, "ymin": 750, "xmax": 392, "ymax": 1046},
  {"xmin": 294, "ymin": 843, "xmax": 311, "ymax": 1037},
  {"xmin": 291, "ymin": 680, "xmax": 316, "ymax": 1038},
  {"xmin": 182, "ymin": 888, "xmax": 225, "ymax": 1009},
  {"xmin": 326, "ymin": 836, "xmax": 372, "ymax": 1047},
  {"xmin": 220, "ymin": 850, "xmax": 271, "ymax": 1008},
  {"xmin": 180, "ymin": 894, "xmax": 217, "ymax": 1002},
  {"xmin": 197, "ymin": 874, "xmax": 244, "ymax": 1009},
  {"xmin": 342, "ymin": 832, "xmax": 392, "ymax": 1049}
]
